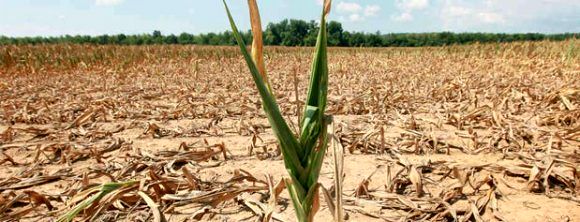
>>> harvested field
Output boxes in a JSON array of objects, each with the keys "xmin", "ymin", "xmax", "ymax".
[{"xmin": 0, "ymin": 41, "xmax": 579, "ymax": 221}]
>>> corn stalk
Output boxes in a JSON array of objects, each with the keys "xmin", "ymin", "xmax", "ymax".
[{"xmin": 223, "ymin": 0, "xmax": 331, "ymax": 221}]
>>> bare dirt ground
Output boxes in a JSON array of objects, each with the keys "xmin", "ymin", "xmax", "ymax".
[{"xmin": 0, "ymin": 42, "xmax": 579, "ymax": 221}]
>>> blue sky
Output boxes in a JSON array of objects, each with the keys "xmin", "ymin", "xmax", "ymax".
[{"xmin": 1, "ymin": 0, "xmax": 579, "ymax": 37}]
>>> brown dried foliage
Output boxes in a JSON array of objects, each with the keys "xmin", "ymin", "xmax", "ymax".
[{"xmin": 0, "ymin": 40, "xmax": 578, "ymax": 221}]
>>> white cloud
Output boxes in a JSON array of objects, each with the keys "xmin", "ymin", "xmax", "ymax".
[
  {"xmin": 446, "ymin": 6, "xmax": 471, "ymax": 17},
  {"xmin": 95, "ymin": 0, "xmax": 124, "ymax": 6},
  {"xmin": 392, "ymin": 12, "xmax": 413, "ymax": 22},
  {"xmin": 316, "ymin": 0, "xmax": 324, "ymax": 6},
  {"xmin": 349, "ymin": 14, "xmax": 363, "ymax": 22},
  {"xmin": 392, "ymin": 0, "xmax": 429, "ymax": 22},
  {"xmin": 477, "ymin": 12, "xmax": 505, "ymax": 24},
  {"xmin": 336, "ymin": 2, "xmax": 380, "ymax": 22},
  {"xmin": 337, "ymin": 2, "xmax": 362, "ymax": 14},
  {"xmin": 540, "ymin": 0, "xmax": 580, "ymax": 4},
  {"xmin": 440, "ymin": 0, "xmax": 524, "ymax": 30},
  {"xmin": 364, "ymin": 5, "xmax": 381, "ymax": 17},
  {"xmin": 396, "ymin": 0, "xmax": 429, "ymax": 11}
]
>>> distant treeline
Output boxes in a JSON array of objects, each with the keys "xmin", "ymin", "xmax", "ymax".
[{"xmin": 1, "ymin": 19, "xmax": 577, "ymax": 47}]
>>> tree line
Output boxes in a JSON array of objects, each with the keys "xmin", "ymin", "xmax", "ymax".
[{"xmin": 1, "ymin": 19, "xmax": 577, "ymax": 47}]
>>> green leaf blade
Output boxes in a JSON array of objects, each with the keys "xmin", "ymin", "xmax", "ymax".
[{"xmin": 223, "ymin": 0, "xmax": 304, "ymax": 175}]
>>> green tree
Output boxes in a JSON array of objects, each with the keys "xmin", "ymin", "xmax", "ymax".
[{"xmin": 327, "ymin": 21, "xmax": 344, "ymax": 46}]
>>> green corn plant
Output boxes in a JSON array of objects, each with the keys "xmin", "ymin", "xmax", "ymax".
[
  {"xmin": 223, "ymin": 0, "xmax": 331, "ymax": 221},
  {"xmin": 57, "ymin": 181, "xmax": 138, "ymax": 222}
]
